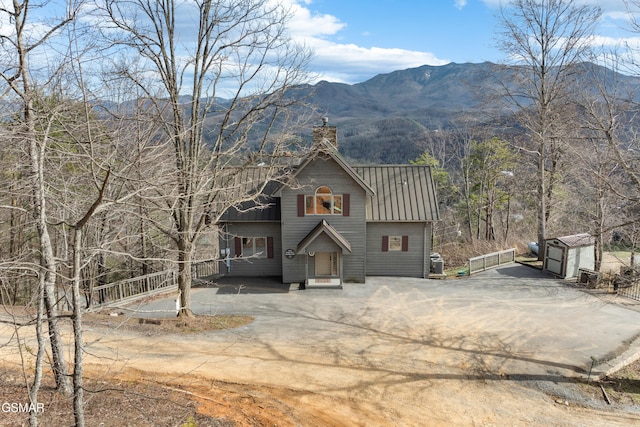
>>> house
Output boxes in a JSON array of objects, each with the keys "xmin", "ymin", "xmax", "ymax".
[{"xmin": 218, "ymin": 125, "xmax": 440, "ymax": 287}]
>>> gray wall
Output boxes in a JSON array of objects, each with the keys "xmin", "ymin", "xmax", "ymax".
[
  {"xmin": 566, "ymin": 246, "xmax": 595, "ymax": 279},
  {"xmin": 220, "ymin": 222, "xmax": 282, "ymax": 277},
  {"xmin": 281, "ymin": 157, "xmax": 367, "ymax": 283},
  {"xmin": 366, "ymin": 222, "xmax": 431, "ymax": 278}
]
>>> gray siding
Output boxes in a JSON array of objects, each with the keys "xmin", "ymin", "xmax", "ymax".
[
  {"xmin": 220, "ymin": 222, "xmax": 282, "ymax": 277},
  {"xmin": 281, "ymin": 157, "xmax": 367, "ymax": 283},
  {"xmin": 366, "ymin": 222, "xmax": 432, "ymax": 277},
  {"xmin": 304, "ymin": 233, "xmax": 343, "ymax": 252}
]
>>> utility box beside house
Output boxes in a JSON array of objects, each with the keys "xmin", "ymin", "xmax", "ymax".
[{"xmin": 543, "ymin": 233, "xmax": 595, "ymax": 279}]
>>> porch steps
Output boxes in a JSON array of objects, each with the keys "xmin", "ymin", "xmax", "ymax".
[{"xmin": 304, "ymin": 278, "xmax": 343, "ymax": 289}]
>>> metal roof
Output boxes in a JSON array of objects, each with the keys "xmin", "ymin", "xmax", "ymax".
[
  {"xmin": 354, "ymin": 165, "xmax": 440, "ymax": 222},
  {"xmin": 555, "ymin": 233, "xmax": 595, "ymax": 248},
  {"xmin": 219, "ymin": 159, "xmax": 440, "ymax": 223},
  {"xmin": 218, "ymin": 167, "xmax": 281, "ymax": 222}
]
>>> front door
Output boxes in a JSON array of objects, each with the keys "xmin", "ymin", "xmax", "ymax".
[{"xmin": 315, "ymin": 252, "xmax": 338, "ymax": 276}]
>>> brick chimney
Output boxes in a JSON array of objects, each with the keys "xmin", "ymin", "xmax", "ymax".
[{"xmin": 313, "ymin": 118, "xmax": 337, "ymax": 148}]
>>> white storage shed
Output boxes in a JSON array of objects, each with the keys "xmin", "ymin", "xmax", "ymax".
[{"xmin": 543, "ymin": 233, "xmax": 595, "ymax": 279}]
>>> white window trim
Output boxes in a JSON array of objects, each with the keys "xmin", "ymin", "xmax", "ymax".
[
  {"xmin": 305, "ymin": 186, "xmax": 343, "ymax": 215},
  {"xmin": 242, "ymin": 237, "xmax": 267, "ymax": 258},
  {"xmin": 388, "ymin": 236, "xmax": 403, "ymax": 251}
]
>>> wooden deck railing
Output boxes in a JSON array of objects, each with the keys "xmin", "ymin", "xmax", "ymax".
[
  {"xmin": 191, "ymin": 259, "xmax": 220, "ymax": 279},
  {"xmin": 468, "ymin": 248, "xmax": 516, "ymax": 275},
  {"xmin": 89, "ymin": 259, "xmax": 219, "ymax": 309},
  {"xmin": 90, "ymin": 270, "xmax": 177, "ymax": 307}
]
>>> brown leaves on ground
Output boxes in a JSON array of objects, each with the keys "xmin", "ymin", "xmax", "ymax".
[
  {"xmin": 0, "ymin": 366, "xmax": 235, "ymax": 426},
  {"xmin": 84, "ymin": 312, "xmax": 254, "ymax": 335}
]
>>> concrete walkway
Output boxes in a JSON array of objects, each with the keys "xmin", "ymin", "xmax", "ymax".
[{"xmin": 133, "ymin": 264, "xmax": 640, "ymax": 380}]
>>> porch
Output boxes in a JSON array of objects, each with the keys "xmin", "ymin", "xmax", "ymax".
[{"xmin": 297, "ymin": 220, "xmax": 351, "ymax": 289}]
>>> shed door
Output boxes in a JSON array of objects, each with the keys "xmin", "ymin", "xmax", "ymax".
[{"xmin": 545, "ymin": 244, "xmax": 564, "ymax": 275}]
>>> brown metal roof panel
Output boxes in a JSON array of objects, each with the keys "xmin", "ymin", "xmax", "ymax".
[
  {"xmin": 354, "ymin": 165, "xmax": 439, "ymax": 222},
  {"xmin": 556, "ymin": 233, "xmax": 595, "ymax": 247},
  {"xmin": 221, "ymin": 196, "xmax": 281, "ymax": 222},
  {"xmin": 218, "ymin": 168, "xmax": 282, "ymax": 222}
]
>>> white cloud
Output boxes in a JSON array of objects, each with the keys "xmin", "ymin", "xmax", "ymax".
[
  {"xmin": 482, "ymin": 0, "xmax": 629, "ymax": 13},
  {"xmin": 309, "ymin": 40, "xmax": 449, "ymax": 83},
  {"xmin": 286, "ymin": 2, "xmax": 346, "ymax": 38},
  {"xmin": 454, "ymin": 0, "xmax": 468, "ymax": 10},
  {"xmin": 590, "ymin": 34, "xmax": 640, "ymax": 53},
  {"xmin": 287, "ymin": 1, "xmax": 449, "ymax": 84}
]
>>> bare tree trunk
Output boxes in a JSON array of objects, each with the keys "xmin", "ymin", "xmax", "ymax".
[
  {"xmin": 28, "ymin": 280, "xmax": 45, "ymax": 427},
  {"xmin": 72, "ymin": 229, "xmax": 85, "ymax": 427},
  {"xmin": 3, "ymin": 0, "xmax": 77, "ymax": 397},
  {"xmin": 177, "ymin": 240, "xmax": 194, "ymax": 317},
  {"xmin": 537, "ymin": 149, "xmax": 546, "ymax": 260},
  {"xmin": 29, "ymin": 124, "xmax": 72, "ymax": 396}
]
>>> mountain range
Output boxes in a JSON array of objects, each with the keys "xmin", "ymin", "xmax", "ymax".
[{"xmin": 295, "ymin": 61, "xmax": 640, "ymax": 164}]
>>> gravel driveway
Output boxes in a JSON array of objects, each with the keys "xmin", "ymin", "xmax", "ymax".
[
  {"xmin": 137, "ymin": 263, "xmax": 640, "ymax": 381},
  {"xmin": 4, "ymin": 263, "xmax": 640, "ymax": 425}
]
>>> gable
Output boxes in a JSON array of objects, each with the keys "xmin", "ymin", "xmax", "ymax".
[
  {"xmin": 275, "ymin": 140, "xmax": 374, "ymax": 197},
  {"xmin": 296, "ymin": 219, "xmax": 352, "ymax": 254},
  {"xmin": 293, "ymin": 155, "xmax": 366, "ymax": 194}
]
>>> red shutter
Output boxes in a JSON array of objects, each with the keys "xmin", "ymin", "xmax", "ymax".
[
  {"xmin": 402, "ymin": 236, "xmax": 409, "ymax": 252},
  {"xmin": 342, "ymin": 193, "xmax": 350, "ymax": 216},
  {"xmin": 382, "ymin": 235, "xmax": 389, "ymax": 252},
  {"xmin": 234, "ymin": 237, "xmax": 242, "ymax": 257},
  {"xmin": 297, "ymin": 194, "xmax": 305, "ymax": 217},
  {"xmin": 267, "ymin": 237, "xmax": 274, "ymax": 258}
]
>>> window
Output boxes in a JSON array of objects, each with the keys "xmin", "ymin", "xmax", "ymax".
[
  {"xmin": 242, "ymin": 237, "xmax": 266, "ymax": 258},
  {"xmin": 305, "ymin": 186, "xmax": 343, "ymax": 215},
  {"xmin": 382, "ymin": 235, "xmax": 409, "ymax": 252},
  {"xmin": 388, "ymin": 236, "xmax": 402, "ymax": 251},
  {"xmin": 234, "ymin": 237, "xmax": 274, "ymax": 258}
]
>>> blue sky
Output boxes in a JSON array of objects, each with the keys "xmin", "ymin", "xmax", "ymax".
[
  {"xmin": 308, "ymin": 0, "xmax": 497, "ymax": 61},
  {"xmin": 2, "ymin": 0, "xmax": 637, "ymax": 90},
  {"xmin": 286, "ymin": 0, "xmax": 639, "ymax": 84}
]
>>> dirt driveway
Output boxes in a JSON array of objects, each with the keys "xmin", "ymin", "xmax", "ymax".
[{"xmin": 4, "ymin": 264, "xmax": 640, "ymax": 426}]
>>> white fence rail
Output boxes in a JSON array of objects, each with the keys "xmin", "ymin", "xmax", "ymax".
[
  {"xmin": 90, "ymin": 270, "xmax": 177, "ymax": 307},
  {"xmin": 468, "ymin": 248, "xmax": 516, "ymax": 275},
  {"xmin": 191, "ymin": 259, "xmax": 220, "ymax": 279},
  {"xmin": 89, "ymin": 259, "xmax": 220, "ymax": 309}
]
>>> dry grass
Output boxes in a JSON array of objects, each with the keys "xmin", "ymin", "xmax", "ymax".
[
  {"xmin": 0, "ymin": 314, "xmax": 255, "ymax": 426},
  {"xmin": 590, "ymin": 359, "xmax": 640, "ymax": 407},
  {"xmin": 84, "ymin": 313, "xmax": 254, "ymax": 335},
  {"xmin": 0, "ymin": 366, "xmax": 235, "ymax": 427},
  {"xmin": 437, "ymin": 239, "xmax": 532, "ymax": 271}
]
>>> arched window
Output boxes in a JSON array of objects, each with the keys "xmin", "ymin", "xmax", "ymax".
[{"xmin": 305, "ymin": 186, "xmax": 343, "ymax": 215}]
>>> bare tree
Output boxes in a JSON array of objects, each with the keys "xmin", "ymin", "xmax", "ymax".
[
  {"xmin": 0, "ymin": 3, "xmax": 157, "ymax": 425},
  {"xmin": 496, "ymin": 0, "xmax": 601, "ymax": 259},
  {"xmin": 0, "ymin": 0, "xmax": 87, "ymax": 401},
  {"xmin": 100, "ymin": 0, "xmax": 312, "ymax": 316}
]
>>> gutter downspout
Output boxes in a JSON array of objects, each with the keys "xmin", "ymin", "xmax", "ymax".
[
  {"xmin": 423, "ymin": 222, "xmax": 428, "ymax": 278},
  {"xmin": 305, "ymin": 254, "xmax": 309, "ymax": 288}
]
